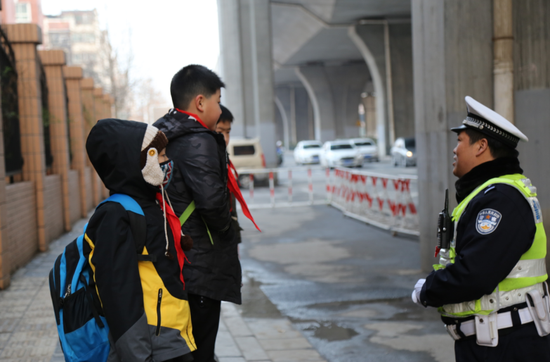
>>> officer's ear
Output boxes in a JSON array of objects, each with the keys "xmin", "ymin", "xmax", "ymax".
[{"xmin": 475, "ymin": 138, "xmax": 489, "ymax": 157}]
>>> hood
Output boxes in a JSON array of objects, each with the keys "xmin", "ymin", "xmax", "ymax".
[
  {"xmin": 86, "ymin": 118, "xmax": 158, "ymax": 200},
  {"xmin": 154, "ymin": 109, "xmax": 209, "ymax": 142}
]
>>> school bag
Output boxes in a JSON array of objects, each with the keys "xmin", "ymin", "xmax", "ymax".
[{"xmin": 49, "ymin": 194, "xmax": 149, "ymax": 362}]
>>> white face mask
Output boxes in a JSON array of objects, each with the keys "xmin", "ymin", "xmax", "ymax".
[{"xmin": 142, "ymin": 147, "xmax": 164, "ymax": 186}]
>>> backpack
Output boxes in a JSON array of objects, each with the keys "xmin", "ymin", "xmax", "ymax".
[{"xmin": 49, "ymin": 194, "xmax": 149, "ymax": 362}]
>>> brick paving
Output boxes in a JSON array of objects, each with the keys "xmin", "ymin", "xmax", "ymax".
[{"xmin": 0, "ymin": 217, "xmax": 324, "ymax": 362}]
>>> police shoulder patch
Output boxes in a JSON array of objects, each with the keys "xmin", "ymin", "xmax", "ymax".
[{"xmin": 476, "ymin": 208, "xmax": 502, "ymax": 235}]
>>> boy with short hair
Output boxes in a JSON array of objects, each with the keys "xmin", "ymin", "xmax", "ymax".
[{"xmin": 154, "ymin": 65, "xmax": 239, "ymax": 362}]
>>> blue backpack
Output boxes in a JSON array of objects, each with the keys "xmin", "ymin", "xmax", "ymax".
[{"xmin": 49, "ymin": 194, "xmax": 148, "ymax": 362}]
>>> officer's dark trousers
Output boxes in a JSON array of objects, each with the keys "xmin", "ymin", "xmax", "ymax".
[
  {"xmin": 189, "ymin": 293, "xmax": 221, "ymax": 362},
  {"xmin": 455, "ymin": 323, "xmax": 550, "ymax": 361}
]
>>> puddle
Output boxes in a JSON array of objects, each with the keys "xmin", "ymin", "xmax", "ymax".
[{"xmin": 304, "ymin": 321, "xmax": 359, "ymax": 342}]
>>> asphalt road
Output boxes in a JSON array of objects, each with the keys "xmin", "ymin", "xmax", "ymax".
[{"xmin": 233, "ymin": 152, "xmax": 455, "ymax": 362}]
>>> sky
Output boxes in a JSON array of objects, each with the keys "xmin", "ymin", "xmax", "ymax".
[{"xmin": 41, "ymin": 0, "xmax": 221, "ymax": 104}]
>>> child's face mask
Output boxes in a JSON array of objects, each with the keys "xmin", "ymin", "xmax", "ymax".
[{"xmin": 160, "ymin": 160, "xmax": 173, "ymax": 189}]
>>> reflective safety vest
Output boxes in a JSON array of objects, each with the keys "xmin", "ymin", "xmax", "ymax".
[{"xmin": 435, "ymin": 174, "xmax": 547, "ymax": 318}]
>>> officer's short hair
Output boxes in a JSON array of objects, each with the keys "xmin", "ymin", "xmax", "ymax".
[
  {"xmin": 170, "ymin": 65, "xmax": 225, "ymax": 110},
  {"xmin": 217, "ymin": 105, "xmax": 234, "ymax": 124},
  {"xmin": 464, "ymin": 128, "xmax": 519, "ymax": 159}
]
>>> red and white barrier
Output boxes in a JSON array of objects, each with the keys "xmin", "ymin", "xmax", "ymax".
[
  {"xmin": 327, "ymin": 167, "xmax": 418, "ymax": 236},
  {"xmin": 236, "ymin": 166, "xmax": 328, "ymax": 209}
]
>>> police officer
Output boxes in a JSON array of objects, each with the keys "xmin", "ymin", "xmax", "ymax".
[{"xmin": 412, "ymin": 96, "xmax": 550, "ymax": 361}]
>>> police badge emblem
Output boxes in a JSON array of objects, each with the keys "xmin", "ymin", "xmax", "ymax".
[{"xmin": 476, "ymin": 209, "xmax": 502, "ymax": 235}]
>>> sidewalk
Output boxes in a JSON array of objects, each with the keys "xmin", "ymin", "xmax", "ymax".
[{"xmin": 0, "ymin": 217, "xmax": 325, "ymax": 362}]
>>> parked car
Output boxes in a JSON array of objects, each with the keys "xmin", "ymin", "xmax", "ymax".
[
  {"xmin": 320, "ymin": 140, "xmax": 364, "ymax": 168},
  {"xmin": 390, "ymin": 137, "xmax": 416, "ymax": 167},
  {"xmin": 349, "ymin": 138, "xmax": 378, "ymax": 162},
  {"xmin": 227, "ymin": 138, "xmax": 268, "ymax": 187},
  {"xmin": 294, "ymin": 140, "xmax": 322, "ymax": 165}
]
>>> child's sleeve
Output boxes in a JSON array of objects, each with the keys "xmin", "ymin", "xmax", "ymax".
[
  {"xmin": 87, "ymin": 203, "xmax": 153, "ymax": 361},
  {"xmin": 176, "ymin": 133, "xmax": 233, "ymax": 233}
]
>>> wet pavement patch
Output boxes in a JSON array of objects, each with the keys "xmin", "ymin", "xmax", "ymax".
[{"xmin": 303, "ymin": 321, "xmax": 359, "ymax": 342}]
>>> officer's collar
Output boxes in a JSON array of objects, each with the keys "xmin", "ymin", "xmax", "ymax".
[{"xmin": 455, "ymin": 157, "xmax": 523, "ymax": 203}]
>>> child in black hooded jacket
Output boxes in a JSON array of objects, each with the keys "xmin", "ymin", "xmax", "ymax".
[{"xmin": 85, "ymin": 119, "xmax": 195, "ymax": 362}]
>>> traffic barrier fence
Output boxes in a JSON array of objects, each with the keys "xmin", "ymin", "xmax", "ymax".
[{"xmin": 236, "ymin": 166, "xmax": 419, "ymax": 236}]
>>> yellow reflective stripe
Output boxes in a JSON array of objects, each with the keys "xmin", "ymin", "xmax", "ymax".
[
  {"xmin": 522, "ymin": 223, "xmax": 547, "ymax": 260},
  {"xmin": 500, "ymin": 275, "xmax": 548, "ymax": 292}
]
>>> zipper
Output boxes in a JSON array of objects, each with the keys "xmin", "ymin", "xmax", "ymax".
[{"xmin": 156, "ymin": 288, "xmax": 163, "ymax": 336}]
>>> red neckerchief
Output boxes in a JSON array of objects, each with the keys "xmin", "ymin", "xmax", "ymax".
[
  {"xmin": 156, "ymin": 192, "xmax": 188, "ymax": 288},
  {"xmin": 174, "ymin": 108, "xmax": 210, "ymax": 130},
  {"xmin": 227, "ymin": 160, "xmax": 261, "ymax": 232}
]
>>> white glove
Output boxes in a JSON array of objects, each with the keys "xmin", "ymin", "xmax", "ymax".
[{"xmin": 411, "ymin": 278, "xmax": 426, "ymax": 305}]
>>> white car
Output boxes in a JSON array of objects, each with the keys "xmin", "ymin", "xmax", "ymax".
[
  {"xmin": 349, "ymin": 138, "xmax": 378, "ymax": 162},
  {"xmin": 390, "ymin": 137, "xmax": 416, "ymax": 167},
  {"xmin": 293, "ymin": 140, "xmax": 322, "ymax": 165},
  {"xmin": 320, "ymin": 140, "xmax": 364, "ymax": 168}
]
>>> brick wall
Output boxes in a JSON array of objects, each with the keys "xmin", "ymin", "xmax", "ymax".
[
  {"xmin": 43, "ymin": 175, "xmax": 64, "ymax": 244},
  {"xmin": 84, "ymin": 167, "xmax": 93, "ymax": 211},
  {"xmin": 68, "ymin": 170, "xmax": 81, "ymax": 225},
  {"xmin": 5, "ymin": 182, "xmax": 38, "ymax": 272}
]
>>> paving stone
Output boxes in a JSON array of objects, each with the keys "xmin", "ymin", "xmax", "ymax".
[
  {"xmin": 258, "ymin": 337, "xmax": 312, "ymax": 351},
  {"xmin": 245, "ymin": 319, "xmax": 303, "ymax": 340},
  {"xmin": 267, "ymin": 348, "xmax": 325, "ymax": 361},
  {"xmin": 234, "ymin": 336, "xmax": 269, "ymax": 361},
  {"xmin": 224, "ymin": 315, "xmax": 253, "ymax": 337},
  {"xmin": 0, "ymin": 319, "xmax": 19, "ymax": 333},
  {"xmin": 218, "ymin": 358, "xmax": 247, "ymax": 362},
  {"xmin": 216, "ymin": 321, "xmax": 242, "ymax": 358}
]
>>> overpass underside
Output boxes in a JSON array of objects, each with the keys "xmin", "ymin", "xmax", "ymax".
[
  {"xmin": 218, "ymin": 0, "xmax": 414, "ymax": 163},
  {"xmin": 218, "ymin": 0, "xmax": 550, "ymax": 271}
]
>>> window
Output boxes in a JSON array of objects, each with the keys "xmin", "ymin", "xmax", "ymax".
[
  {"xmin": 331, "ymin": 144, "xmax": 352, "ymax": 150},
  {"xmin": 354, "ymin": 141, "xmax": 372, "ymax": 146},
  {"xmin": 405, "ymin": 138, "xmax": 416, "ymax": 149},
  {"xmin": 15, "ymin": 2, "xmax": 32, "ymax": 23},
  {"xmin": 303, "ymin": 144, "xmax": 321, "ymax": 149},
  {"xmin": 233, "ymin": 145, "xmax": 255, "ymax": 156}
]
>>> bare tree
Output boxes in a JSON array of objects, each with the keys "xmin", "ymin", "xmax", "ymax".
[{"xmin": 130, "ymin": 78, "xmax": 166, "ymax": 124}]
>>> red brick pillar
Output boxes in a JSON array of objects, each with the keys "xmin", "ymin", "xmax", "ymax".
[
  {"xmin": 101, "ymin": 94, "xmax": 112, "ymax": 199},
  {"xmin": 93, "ymin": 88, "xmax": 106, "ymax": 200},
  {"xmin": 0, "ymin": 75, "xmax": 10, "ymax": 289},
  {"xmin": 80, "ymin": 78, "xmax": 100, "ymax": 206},
  {"xmin": 3, "ymin": 24, "xmax": 48, "ymax": 251},
  {"xmin": 38, "ymin": 49, "xmax": 72, "ymax": 232},
  {"xmin": 64, "ymin": 66, "xmax": 89, "ymax": 217}
]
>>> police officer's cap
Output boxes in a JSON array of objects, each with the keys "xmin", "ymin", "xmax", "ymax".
[{"xmin": 451, "ymin": 96, "xmax": 528, "ymax": 148}]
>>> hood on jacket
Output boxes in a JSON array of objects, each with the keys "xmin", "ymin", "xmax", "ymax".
[
  {"xmin": 154, "ymin": 109, "xmax": 210, "ymax": 142},
  {"xmin": 86, "ymin": 118, "xmax": 159, "ymax": 200}
]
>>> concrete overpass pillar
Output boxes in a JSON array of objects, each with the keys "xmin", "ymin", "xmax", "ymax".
[
  {"xmin": 217, "ymin": 0, "xmax": 246, "ymax": 138},
  {"xmin": 348, "ymin": 21, "xmax": 414, "ymax": 155},
  {"xmin": 324, "ymin": 62, "xmax": 371, "ymax": 139},
  {"xmin": 412, "ymin": 0, "xmax": 494, "ymax": 272},
  {"xmin": 295, "ymin": 65, "xmax": 335, "ymax": 142},
  {"xmin": 219, "ymin": 0, "xmax": 277, "ymax": 166}
]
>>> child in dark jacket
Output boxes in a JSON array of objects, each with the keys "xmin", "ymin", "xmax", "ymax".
[{"xmin": 85, "ymin": 118, "xmax": 195, "ymax": 362}]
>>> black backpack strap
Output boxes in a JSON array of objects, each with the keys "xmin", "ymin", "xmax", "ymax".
[
  {"xmin": 49, "ymin": 256, "xmax": 62, "ymax": 325},
  {"xmin": 79, "ymin": 275, "xmax": 105, "ymax": 328}
]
